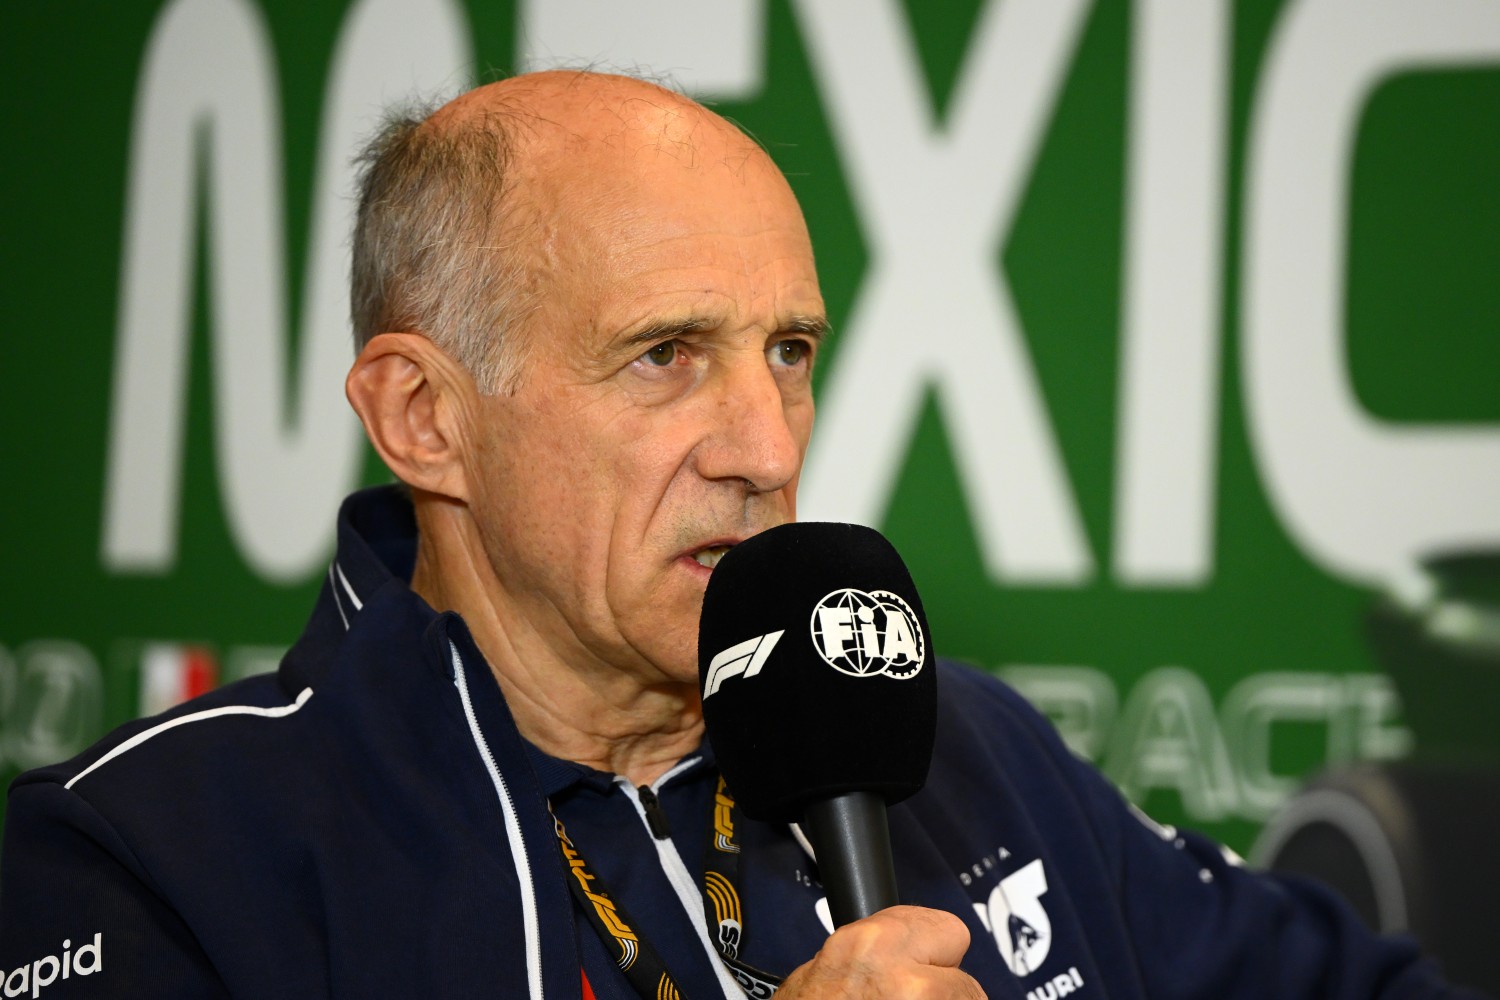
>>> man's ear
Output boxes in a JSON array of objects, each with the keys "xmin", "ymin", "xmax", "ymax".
[{"xmin": 346, "ymin": 332, "xmax": 474, "ymax": 502}]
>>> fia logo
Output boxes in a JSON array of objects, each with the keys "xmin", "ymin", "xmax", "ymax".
[
  {"xmin": 975, "ymin": 859, "xmax": 1052, "ymax": 976},
  {"xmin": 809, "ymin": 589, "xmax": 924, "ymax": 679}
]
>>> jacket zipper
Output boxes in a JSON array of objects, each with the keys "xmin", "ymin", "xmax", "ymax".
[
  {"xmin": 450, "ymin": 641, "xmax": 545, "ymax": 1000},
  {"xmin": 637, "ymin": 785, "xmax": 673, "ymax": 839}
]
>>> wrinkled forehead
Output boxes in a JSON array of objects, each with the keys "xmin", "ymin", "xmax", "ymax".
[{"xmin": 428, "ymin": 73, "xmax": 817, "ymax": 353}]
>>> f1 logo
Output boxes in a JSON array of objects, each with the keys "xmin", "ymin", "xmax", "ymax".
[{"xmin": 703, "ymin": 631, "xmax": 784, "ymax": 699}]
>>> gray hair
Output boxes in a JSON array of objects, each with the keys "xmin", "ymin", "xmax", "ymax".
[{"xmin": 349, "ymin": 101, "xmax": 533, "ymax": 394}]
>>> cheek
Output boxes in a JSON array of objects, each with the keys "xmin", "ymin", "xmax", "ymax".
[
  {"xmin": 607, "ymin": 406, "xmax": 701, "ymax": 487},
  {"xmin": 467, "ymin": 410, "xmax": 604, "ymax": 562},
  {"xmin": 600, "ymin": 417, "xmax": 711, "ymax": 577}
]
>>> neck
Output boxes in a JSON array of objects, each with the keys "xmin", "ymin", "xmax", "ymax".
[{"xmin": 410, "ymin": 493, "xmax": 703, "ymax": 787}]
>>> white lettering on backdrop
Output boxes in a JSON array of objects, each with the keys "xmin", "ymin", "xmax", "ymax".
[
  {"xmin": 1112, "ymin": 0, "xmax": 1230, "ymax": 586},
  {"xmin": 103, "ymin": 0, "xmax": 1500, "ymax": 588},
  {"xmin": 518, "ymin": 0, "xmax": 764, "ymax": 99},
  {"xmin": 102, "ymin": 0, "xmax": 471, "ymax": 581},
  {"xmin": 792, "ymin": 0, "xmax": 1097, "ymax": 584},
  {"xmin": 1243, "ymin": 0, "xmax": 1500, "ymax": 584}
]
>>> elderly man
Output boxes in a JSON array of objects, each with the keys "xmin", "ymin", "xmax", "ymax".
[{"xmin": 0, "ymin": 72, "xmax": 1476, "ymax": 1000}]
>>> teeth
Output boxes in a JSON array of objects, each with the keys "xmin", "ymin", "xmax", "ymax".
[{"xmin": 693, "ymin": 545, "xmax": 732, "ymax": 569}]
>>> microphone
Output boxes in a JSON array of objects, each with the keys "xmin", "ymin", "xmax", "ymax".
[{"xmin": 697, "ymin": 522, "xmax": 937, "ymax": 928}]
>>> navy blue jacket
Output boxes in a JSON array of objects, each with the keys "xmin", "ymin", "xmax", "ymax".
[{"xmin": 0, "ymin": 488, "xmax": 1477, "ymax": 999}]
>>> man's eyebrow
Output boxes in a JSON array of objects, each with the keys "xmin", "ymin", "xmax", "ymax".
[
  {"xmin": 619, "ymin": 313, "xmax": 829, "ymax": 347},
  {"xmin": 620, "ymin": 317, "xmax": 720, "ymax": 347},
  {"xmin": 782, "ymin": 315, "xmax": 829, "ymax": 340}
]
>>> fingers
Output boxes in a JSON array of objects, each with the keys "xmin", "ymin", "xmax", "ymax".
[
  {"xmin": 777, "ymin": 906, "xmax": 987, "ymax": 1000},
  {"xmin": 832, "ymin": 906, "xmax": 971, "ymax": 968}
]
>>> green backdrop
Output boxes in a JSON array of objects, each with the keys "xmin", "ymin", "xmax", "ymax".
[{"xmin": 3, "ymin": 0, "xmax": 1498, "ymax": 854}]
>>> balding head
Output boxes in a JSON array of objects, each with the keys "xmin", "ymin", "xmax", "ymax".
[{"xmin": 349, "ymin": 71, "xmax": 786, "ymax": 393}]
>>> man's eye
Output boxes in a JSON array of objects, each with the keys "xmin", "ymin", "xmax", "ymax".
[
  {"xmin": 771, "ymin": 339, "xmax": 809, "ymax": 366},
  {"xmin": 643, "ymin": 341, "xmax": 678, "ymax": 367}
]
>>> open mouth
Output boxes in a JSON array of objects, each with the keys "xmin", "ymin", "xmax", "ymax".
[{"xmin": 692, "ymin": 545, "xmax": 733, "ymax": 570}]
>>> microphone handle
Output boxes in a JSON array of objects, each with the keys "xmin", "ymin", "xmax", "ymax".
[{"xmin": 802, "ymin": 791, "xmax": 900, "ymax": 927}]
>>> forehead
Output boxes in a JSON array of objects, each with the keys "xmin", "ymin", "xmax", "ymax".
[
  {"xmin": 586, "ymin": 171, "xmax": 821, "ymax": 334},
  {"xmin": 498, "ymin": 83, "xmax": 823, "ymax": 345}
]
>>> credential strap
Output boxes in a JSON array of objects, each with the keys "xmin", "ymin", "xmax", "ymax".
[{"xmin": 552, "ymin": 777, "xmax": 786, "ymax": 1000}]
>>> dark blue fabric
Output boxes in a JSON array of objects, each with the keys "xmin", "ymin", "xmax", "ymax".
[{"xmin": 0, "ymin": 486, "xmax": 1483, "ymax": 999}]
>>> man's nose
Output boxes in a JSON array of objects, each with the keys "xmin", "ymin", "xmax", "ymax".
[{"xmin": 696, "ymin": 359, "xmax": 805, "ymax": 494}]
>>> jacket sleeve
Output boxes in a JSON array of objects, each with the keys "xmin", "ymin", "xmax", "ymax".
[
  {"xmin": 0, "ymin": 779, "xmax": 229, "ymax": 999},
  {"xmin": 1001, "ymin": 687, "xmax": 1489, "ymax": 1000}
]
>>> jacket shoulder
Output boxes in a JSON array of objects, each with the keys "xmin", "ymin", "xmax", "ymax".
[{"xmin": 10, "ymin": 672, "xmax": 308, "ymax": 798}]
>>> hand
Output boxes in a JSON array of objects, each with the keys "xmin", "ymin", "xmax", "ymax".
[{"xmin": 776, "ymin": 905, "xmax": 986, "ymax": 999}]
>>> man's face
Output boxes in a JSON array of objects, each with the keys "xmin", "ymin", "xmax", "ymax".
[{"xmin": 459, "ymin": 111, "xmax": 826, "ymax": 687}]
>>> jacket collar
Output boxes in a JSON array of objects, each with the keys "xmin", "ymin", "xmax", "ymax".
[{"xmin": 278, "ymin": 485, "xmax": 428, "ymax": 695}]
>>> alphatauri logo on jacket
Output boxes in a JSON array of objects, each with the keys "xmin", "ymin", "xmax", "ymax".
[
  {"xmin": 977, "ymin": 859, "xmax": 1052, "ymax": 975},
  {"xmin": 972, "ymin": 858, "xmax": 1089, "ymax": 999}
]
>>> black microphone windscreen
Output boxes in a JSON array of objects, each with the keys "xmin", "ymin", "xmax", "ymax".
[{"xmin": 697, "ymin": 522, "xmax": 937, "ymax": 824}]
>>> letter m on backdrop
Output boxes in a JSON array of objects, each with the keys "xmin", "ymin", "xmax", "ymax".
[{"xmin": 101, "ymin": 0, "xmax": 470, "ymax": 582}]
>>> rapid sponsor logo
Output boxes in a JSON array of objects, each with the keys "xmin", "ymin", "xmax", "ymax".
[
  {"xmin": 1, "ymin": 933, "xmax": 102, "ymax": 997},
  {"xmin": 808, "ymin": 589, "xmax": 923, "ymax": 679}
]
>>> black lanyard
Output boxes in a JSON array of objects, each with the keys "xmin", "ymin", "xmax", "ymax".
[{"xmin": 553, "ymin": 776, "xmax": 786, "ymax": 1000}]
